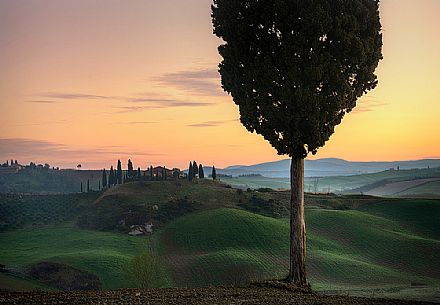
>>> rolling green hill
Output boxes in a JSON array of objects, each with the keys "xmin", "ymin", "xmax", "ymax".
[
  {"xmin": 1, "ymin": 181, "xmax": 439, "ymax": 302},
  {"xmin": 0, "ymin": 224, "xmax": 154, "ymax": 289}
]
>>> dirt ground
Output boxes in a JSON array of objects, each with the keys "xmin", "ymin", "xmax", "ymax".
[{"xmin": 0, "ymin": 287, "xmax": 435, "ymax": 305}]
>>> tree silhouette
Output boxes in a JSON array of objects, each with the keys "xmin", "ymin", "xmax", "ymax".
[
  {"xmin": 211, "ymin": 166, "xmax": 217, "ymax": 180},
  {"xmin": 212, "ymin": 0, "xmax": 382, "ymax": 285},
  {"xmin": 138, "ymin": 167, "xmax": 141, "ymax": 179},
  {"xmin": 188, "ymin": 161, "xmax": 193, "ymax": 181},
  {"xmin": 102, "ymin": 169, "xmax": 107, "ymax": 188},
  {"xmin": 80, "ymin": 182, "xmax": 83, "ymax": 193},
  {"xmin": 128, "ymin": 159, "xmax": 134, "ymax": 178},
  {"xmin": 109, "ymin": 166, "xmax": 115, "ymax": 187},
  {"xmin": 193, "ymin": 161, "xmax": 199, "ymax": 178},
  {"xmin": 199, "ymin": 164, "xmax": 205, "ymax": 178},
  {"xmin": 87, "ymin": 179, "xmax": 90, "ymax": 192},
  {"xmin": 117, "ymin": 160, "xmax": 123, "ymax": 184}
]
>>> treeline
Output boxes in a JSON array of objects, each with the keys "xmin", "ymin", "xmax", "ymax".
[
  {"xmin": 187, "ymin": 161, "xmax": 217, "ymax": 181},
  {"xmin": 79, "ymin": 159, "xmax": 218, "ymax": 193}
]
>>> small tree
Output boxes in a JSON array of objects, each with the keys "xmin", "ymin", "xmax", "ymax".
[
  {"xmin": 212, "ymin": 0, "xmax": 382, "ymax": 285},
  {"xmin": 102, "ymin": 169, "xmax": 107, "ymax": 188},
  {"xmin": 80, "ymin": 182, "xmax": 83, "ymax": 193},
  {"xmin": 128, "ymin": 159, "xmax": 133, "ymax": 178},
  {"xmin": 193, "ymin": 161, "xmax": 199, "ymax": 178},
  {"xmin": 188, "ymin": 162, "xmax": 193, "ymax": 181},
  {"xmin": 137, "ymin": 167, "xmax": 141, "ymax": 179},
  {"xmin": 117, "ymin": 160, "xmax": 123, "ymax": 184},
  {"xmin": 87, "ymin": 179, "xmax": 90, "ymax": 192},
  {"xmin": 109, "ymin": 166, "xmax": 115, "ymax": 187},
  {"xmin": 123, "ymin": 252, "xmax": 167, "ymax": 288},
  {"xmin": 212, "ymin": 166, "xmax": 217, "ymax": 180},
  {"xmin": 199, "ymin": 164, "xmax": 205, "ymax": 178}
]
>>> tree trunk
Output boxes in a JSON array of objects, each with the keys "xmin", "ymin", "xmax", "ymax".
[{"xmin": 288, "ymin": 157, "xmax": 307, "ymax": 285}]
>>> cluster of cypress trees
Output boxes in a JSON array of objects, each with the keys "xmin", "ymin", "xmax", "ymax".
[
  {"xmin": 83, "ymin": 159, "xmax": 217, "ymax": 193},
  {"xmin": 187, "ymin": 161, "xmax": 216, "ymax": 181}
]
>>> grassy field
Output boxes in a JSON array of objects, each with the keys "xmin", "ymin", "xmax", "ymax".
[
  {"xmin": 1, "ymin": 181, "xmax": 439, "ymax": 302},
  {"xmin": 159, "ymin": 207, "xmax": 440, "ymax": 301},
  {"xmin": 0, "ymin": 224, "xmax": 156, "ymax": 289}
]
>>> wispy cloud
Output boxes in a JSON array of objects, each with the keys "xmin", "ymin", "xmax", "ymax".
[
  {"xmin": 352, "ymin": 98, "xmax": 388, "ymax": 113},
  {"xmin": 119, "ymin": 121, "xmax": 158, "ymax": 125},
  {"xmin": 0, "ymin": 138, "xmax": 158, "ymax": 167},
  {"xmin": 115, "ymin": 101, "xmax": 213, "ymax": 113},
  {"xmin": 40, "ymin": 92, "xmax": 112, "ymax": 100},
  {"xmin": 187, "ymin": 119, "xmax": 238, "ymax": 127},
  {"xmin": 154, "ymin": 68, "xmax": 226, "ymax": 97},
  {"xmin": 26, "ymin": 100, "xmax": 57, "ymax": 104}
]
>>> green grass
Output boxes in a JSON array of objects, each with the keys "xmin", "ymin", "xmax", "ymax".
[
  {"xmin": 0, "ymin": 193, "xmax": 98, "ymax": 232},
  {"xmin": 2, "ymin": 181, "xmax": 440, "ymax": 302},
  {"xmin": 0, "ymin": 224, "xmax": 151, "ymax": 289},
  {"xmin": 396, "ymin": 180, "xmax": 440, "ymax": 197},
  {"xmin": 360, "ymin": 199, "xmax": 440, "ymax": 239},
  {"xmin": 161, "ymin": 207, "xmax": 440, "ymax": 302},
  {"xmin": 0, "ymin": 273, "xmax": 54, "ymax": 291}
]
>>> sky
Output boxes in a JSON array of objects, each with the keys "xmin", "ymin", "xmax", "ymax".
[{"xmin": 0, "ymin": 0, "xmax": 439, "ymax": 169}]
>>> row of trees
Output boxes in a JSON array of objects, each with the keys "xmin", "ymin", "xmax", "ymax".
[
  {"xmin": 80, "ymin": 159, "xmax": 219, "ymax": 192},
  {"xmin": 187, "ymin": 161, "xmax": 217, "ymax": 181}
]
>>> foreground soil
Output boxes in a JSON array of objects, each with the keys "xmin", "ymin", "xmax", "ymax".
[{"xmin": 0, "ymin": 287, "xmax": 435, "ymax": 305}]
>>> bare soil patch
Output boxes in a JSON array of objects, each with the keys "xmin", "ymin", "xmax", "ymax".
[{"xmin": 0, "ymin": 287, "xmax": 434, "ymax": 305}]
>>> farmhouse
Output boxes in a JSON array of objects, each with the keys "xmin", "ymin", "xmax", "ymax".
[{"xmin": 145, "ymin": 166, "xmax": 184, "ymax": 178}]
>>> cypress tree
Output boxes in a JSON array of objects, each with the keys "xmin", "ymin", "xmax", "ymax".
[
  {"xmin": 212, "ymin": 166, "xmax": 217, "ymax": 180},
  {"xmin": 199, "ymin": 164, "xmax": 205, "ymax": 178},
  {"xmin": 213, "ymin": 0, "xmax": 382, "ymax": 285},
  {"xmin": 193, "ymin": 161, "xmax": 198, "ymax": 178},
  {"xmin": 128, "ymin": 159, "xmax": 133, "ymax": 178},
  {"xmin": 188, "ymin": 162, "xmax": 193, "ymax": 181},
  {"xmin": 98, "ymin": 180, "xmax": 101, "ymax": 191},
  {"xmin": 80, "ymin": 182, "xmax": 83, "ymax": 193},
  {"xmin": 150, "ymin": 165, "xmax": 153, "ymax": 179},
  {"xmin": 87, "ymin": 179, "xmax": 90, "ymax": 192},
  {"xmin": 109, "ymin": 166, "xmax": 114, "ymax": 187},
  {"xmin": 117, "ymin": 160, "xmax": 122, "ymax": 184},
  {"xmin": 137, "ymin": 167, "xmax": 141, "ymax": 179},
  {"xmin": 162, "ymin": 167, "xmax": 166, "ymax": 180},
  {"xmin": 102, "ymin": 169, "xmax": 107, "ymax": 188}
]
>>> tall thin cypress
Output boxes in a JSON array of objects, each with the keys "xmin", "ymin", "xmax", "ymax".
[
  {"xmin": 199, "ymin": 164, "xmax": 204, "ymax": 178},
  {"xmin": 80, "ymin": 182, "xmax": 83, "ymax": 193},
  {"xmin": 193, "ymin": 161, "xmax": 198, "ymax": 178},
  {"xmin": 137, "ymin": 167, "xmax": 141, "ymax": 179},
  {"xmin": 87, "ymin": 179, "xmax": 90, "ymax": 192},
  {"xmin": 212, "ymin": 166, "xmax": 217, "ymax": 180},
  {"xmin": 188, "ymin": 162, "xmax": 193, "ymax": 181},
  {"xmin": 150, "ymin": 165, "xmax": 153, "ymax": 179},
  {"xmin": 102, "ymin": 169, "xmax": 107, "ymax": 188},
  {"xmin": 117, "ymin": 160, "xmax": 122, "ymax": 184}
]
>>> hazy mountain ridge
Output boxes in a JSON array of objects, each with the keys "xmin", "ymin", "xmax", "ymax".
[{"xmin": 217, "ymin": 158, "xmax": 440, "ymax": 178}]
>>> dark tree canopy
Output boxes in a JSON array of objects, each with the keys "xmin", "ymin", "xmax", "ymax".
[
  {"xmin": 117, "ymin": 160, "xmax": 123, "ymax": 184},
  {"xmin": 212, "ymin": 166, "xmax": 217, "ymax": 180},
  {"xmin": 188, "ymin": 162, "xmax": 193, "ymax": 181},
  {"xmin": 193, "ymin": 161, "xmax": 199, "ymax": 178},
  {"xmin": 212, "ymin": 0, "xmax": 382, "ymax": 158},
  {"xmin": 102, "ymin": 169, "xmax": 107, "ymax": 188},
  {"xmin": 199, "ymin": 164, "xmax": 205, "ymax": 178}
]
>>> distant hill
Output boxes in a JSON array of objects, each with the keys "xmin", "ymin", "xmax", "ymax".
[{"xmin": 215, "ymin": 158, "xmax": 440, "ymax": 178}]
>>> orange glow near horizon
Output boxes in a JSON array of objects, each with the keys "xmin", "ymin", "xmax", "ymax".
[{"xmin": 0, "ymin": 0, "xmax": 439, "ymax": 169}]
